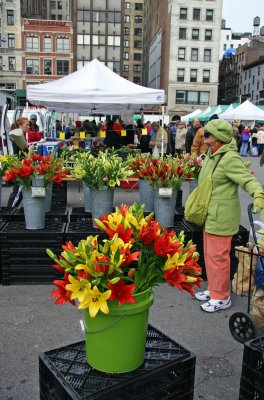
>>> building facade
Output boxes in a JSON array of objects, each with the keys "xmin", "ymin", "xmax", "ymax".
[
  {"xmin": 219, "ymin": 20, "xmax": 251, "ymax": 60},
  {"xmin": 47, "ymin": 0, "xmax": 71, "ymax": 21},
  {"xmin": 143, "ymin": 0, "xmax": 223, "ymax": 115},
  {"xmin": 242, "ymin": 57, "xmax": 264, "ymax": 104},
  {"xmin": 21, "ymin": 0, "xmax": 48, "ymax": 19}
]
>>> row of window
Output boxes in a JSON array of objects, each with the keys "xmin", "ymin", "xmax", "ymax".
[
  {"xmin": 179, "ymin": 28, "xmax": 213, "ymax": 41},
  {"xmin": 124, "ymin": 27, "xmax": 142, "ymax": 36},
  {"xmin": 25, "ymin": 36, "xmax": 70, "ymax": 52},
  {"xmin": 77, "ymin": 10, "xmax": 142, "ymax": 24},
  {"xmin": 243, "ymin": 81, "xmax": 264, "ymax": 93},
  {"xmin": 77, "ymin": 35, "xmax": 121, "ymax": 46},
  {"xmin": 176, "ymin": 90, "xmax": 210, "ymax": 105},
  {"xmin": 179, "ymin": 8, "xmax": 214, "ymax": 21},
  {"xmin": 178, "ymin": 48, "xmax": 212, "ymax": 62},
  {"xmin": 51, "ymin": 1, "xmax": 63, "ymax": 9},
  {"xmin": 245, "ymin": 67, "xmax": 262, "ymax": 79},
  {"xmin": 177, "ymin": 68, "xmax": 210, "ymax": 83},
  {"xmin": 124, "ymin": 40, "xmax": 142, "ymax": 48},
  {"xmin": 123, "ymin": 64, "xmax": 141, "ymax": 72},
  {"xmin": 124, "ymin": 2, "xmax": 143, "ymax": 10},
  {"xmin": 4, "ymin": 56, "xmax": 69, "ymax": 75},
  {"xmin": 123, "ymin": 53, "xmax": 141, "ymax": 61}
]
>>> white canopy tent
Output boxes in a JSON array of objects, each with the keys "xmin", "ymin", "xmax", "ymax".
[
  {"xmin": 26, "ymin": 59, "xmax": 165, "ymax": 115},
  {"xmin": 220, "ymin": 100, "xmax": 264, "ymax": 121},
  {"xmin": 181, "ymin": 109, "xmax": 202, "ymax": 123}
]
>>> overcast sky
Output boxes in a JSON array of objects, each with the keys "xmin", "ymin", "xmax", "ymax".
[{"xmin": 222, "ymin": 0, "xmax": 264, "ymax": 33}]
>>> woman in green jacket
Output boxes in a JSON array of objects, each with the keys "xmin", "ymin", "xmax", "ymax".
[{"xmin": 194, "ymin": 119, "xmax": 264, "ymax": 312}]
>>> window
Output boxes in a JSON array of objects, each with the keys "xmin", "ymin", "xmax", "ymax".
[
  {"xmin": 123, "ymin": 65, "xmax": 129, "ymax": 72},
  {"xmin": 191, "ymin": 48, "xmax": 198, "ymax": 61},
  {"xmin": 180, "ymin": 8, "xmax": 187, "ymax": 19},
  {"xmin": 258, "ymin": 67, "xmax": 261, "ymax": 76},
  {"xmin": 124, "ymin": 40, "xmax": 129, "ymax": 47},
  {"xmin": 253, "ymin": 76, "xmax": 255, "ymax": 84},
  {"xmin": 134, "ymin": 15, "xmax": 142, "ymax": 23},
  {"xmin": 204, "ymin": 49, "xmax": 211, "ymax": 62},
  {"xmin": 57, "ymin": 38, "xmax": 70, "ymax": 53},
  {"xmin": 8, "ymin": 57, "xmax": 15, "ymax": 71},
  {"xmin": 51, "ymin": 1, "xmax": 56, "ymax": 9},
  {"xmin": 179, "ymin": 28, "xmax": 187, "ymax": 39},
  {"xmin": 124, "ymin": 27, "xmax": 130, "ymax": 35},
  {"xmin": 249, "ymin": 70, "xmax": 251, "ymax": 78},
  {"xmin": 44, "ymin": 59, "xmax": 52, "ymax": 75},
  {"xmin": 57, "ymin": 1, "xmax": 62, "ymax": 9},
  {"xmin": 135, "ymin": 3, "xmax": 143, "ymax": 10},
  {"xmin": 77, "ymin": 34, "xmax": 90, "ymax": 45},
  {"xmin": 133, "ymin": 64, "xmax": 141, "ymax": 72},
  {"xmin": 124, "ymin": 15, "xmax": 130, "ymax": 22},
  {"xmin": 203, "ymin": 69, "xmax": 210, "ymax": 83},
  {"xmin": 92, "ymin": 35, "xmax": 105, "ymax": 45},
  {"xmin": 8, "ymin": 33, "xmax": 15, "ymax": 48},
  {"xmin": 108, "ymin": 36, "xmax": 120, "ymax": 46},
  {"xmin": 57, "ymin": 15, "xmax": 62, "ymax": 20},
  {"xmin": 193, "ymin": 9, "xmax": 200, "ymax": 20},
  {"xmin": 206, "ymin": 9, "xmax": 214, "ymax": 21},
  {"xmin": 123, "ymin": 52, "xmax": 129, "ymax": 60},
  {"xmin": 134, "ymin": 28, "xmax": 142, "ymax": 36},
  {"xmin": 243, "ymin": 85, "xmax": 246, "ymax": 93},
  {"xmin": 226, "ymin": 35, "xmax": 229, "ymax": 40},
  {"xmin": 44, "ymin": 37, "xmax": 52, "ymax": 52},
  {"xmin": 176, "ymin": 90, "xmax": 209, "ymax": 105},
  {"xmin": 25, "ymin": 36, "xmax": 39, "ymax": 52},
  {"xmin": 248, "ymin": 83, "xmax": 250, "ymax": 93},
  {"xmin": 26, "ymin": 59, "xmax": 39, "ymax": 74},
  {"xmin": 205, "ymin": 29, "xmax": 212, "ymax": 40},
  {"xmin": 51, "ymin": 15, "xmax": 56, "ymax": 20},
  {"xmin": 0, "ymin": 56, "xmax": 2, "ymax": 71},
  {"xmin": 134, "ymin": 40, "xmax": 142, "ymax": 48},
  {"xmin": 56, "ymin": 60, "xmax": 69, "ymax": 75},
  {"xmin": 192, "ymin": 29, "xmax": 199, "ymax": 40},
  {"xmin": 190, "ymin": 69, "xmax": 197, "ymax": 82},
  {"xmin": 230, "ymin": 44, "xmax": 233, "ymax": 48},
  {"xmin": 257, "ymin": 81, "xmax": 259, "ymax": 90},
  {"xmin": 7, "ymin": 10, "xmax": 14, "ymax": 25},
  {"xmin": 93, "ymin": 11, "xmax": 106, "ymax": 22},
  {"xmin": 134, "ymin": 53, "xmax": 142, "ymax": 61},
  {"xmin": 124, "ymin": 2, "xmax": 130, "ymax": 8},
  {"xmin": 77, "ymin": 10, "xmax": 90, "ymax": 21},
  {"xmin": 178, "ymin": 47, "xmax": 186, "ymax": 60},
  {"xmin": 245, "ymin": 71, "xmax": 247, "ymax": 79},
  {"xmin": 177, "ymin": 68, "xmax": 185, "ymax": 82},
  {"xmin": 133, "ymin": 76, "xmax": 141, "ymax": 84},
  {"xmin": 107, "ymin": 61, "xmax": 120, "ymax": 73},
  {"xmin": 108, "ymin": 12, "xmax": 121, "ymax": 23}
]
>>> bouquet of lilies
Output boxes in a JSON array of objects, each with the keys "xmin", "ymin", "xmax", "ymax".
[
  {"xmin": 0, "ymin": 154, "xmax": 12, "ymax": 178},
  {"xmin": 47, "ymin": 203, "xmax": 202, "ymax": 318}
]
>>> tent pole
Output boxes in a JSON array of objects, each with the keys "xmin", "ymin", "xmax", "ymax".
[{"xmin": 161, "ymin": 106, "xmax": 165, "ymax": 157}]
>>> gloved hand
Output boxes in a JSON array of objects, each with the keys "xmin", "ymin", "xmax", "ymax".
[{"xmin": 253, "ymin": 195, "xmax": 264, "ymax": 213}]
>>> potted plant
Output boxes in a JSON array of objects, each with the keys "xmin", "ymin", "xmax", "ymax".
[
  {"xmin": 69, "ymin": 149, "xmax": 133, "ymax": 219},
  {"xmin": 47, "ymin": 202, "xmax": 202, "ymax": 373},
  {"xmin": 3, "ymin": 152, "xmax": 67, "ymax": 228}
]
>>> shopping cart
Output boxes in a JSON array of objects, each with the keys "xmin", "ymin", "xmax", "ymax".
[{"xmin": 229, "ymin": 203, "xmax": 264, "ymax": 343}]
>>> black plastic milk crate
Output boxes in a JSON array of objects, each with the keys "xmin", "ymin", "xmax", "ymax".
[
  {"xmin": 182, "ymin": 220, "xmax": 203, "ymax": 244},
  {"xmin": 167, "ymin": 221, "xmax": 192, "ymax": 243},
  {"xmin": 65, "ymin": 220, "xmax": 108, "ymax": 244},
  {"xmin": 13, "ymin": 206, "xmax": 69, "ymax": 222},
  {"xmin": 0, "ymin": 207, "xmax": 17, "ymax": 222},
  {"xmin": 39, "ymin": 324, "xmax": 196, "ymax": 400},
  {"xmin": 70, "ymin": 207, "xmax": 92, "ymax": 221},
  {"xmin": 51, "ymin": 182, "xmax": 67, "ymax": 207},
  {"xmin": 239, "ymin": 336, "xmax": 264, "ymax": 399},
  {"xmin": 0, "ymin": 221, "xmax": 65, "ymax": 285}
]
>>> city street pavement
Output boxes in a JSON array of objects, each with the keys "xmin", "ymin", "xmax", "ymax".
[{"xmin": 0, "ymin": 155, "xmax": 263, "ymax": 400}]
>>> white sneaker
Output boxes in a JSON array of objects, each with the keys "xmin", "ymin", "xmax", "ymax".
[
  {"xmin": 201, "ymin": 297, "xmax": 232, "ymax": 313},
  {"xmin": 195, "ymin": 290, "xmax": 210, "ymax": 301}
]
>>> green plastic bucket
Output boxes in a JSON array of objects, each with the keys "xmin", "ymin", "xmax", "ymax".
[{"xmin": 83, "ymin": 289, "xmax": 154, "ymax": 373}]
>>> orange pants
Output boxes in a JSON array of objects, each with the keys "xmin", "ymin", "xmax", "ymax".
[{"xmin": 203, "ymin": 230, "xmax": 232, "ymax": 300}]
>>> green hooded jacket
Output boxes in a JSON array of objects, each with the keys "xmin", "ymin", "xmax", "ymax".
[{"xmin": 198, "ymin": 138, "xmax": 263, "ymax": 236}]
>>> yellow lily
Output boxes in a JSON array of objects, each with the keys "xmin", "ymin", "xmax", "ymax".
[
  {"xmin": 65, "ymin": 275, "xmax": 87, "ymax": 302},
  {"xmin": 78, "ymin": 285, "xmax": 112, "ymax": 317},
  {"xmin": 164, "ymin": 252, "xmax": 188, "ymax": 270}
]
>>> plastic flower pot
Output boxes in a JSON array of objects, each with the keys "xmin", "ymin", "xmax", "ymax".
[
  {"xmin": 22, "ymin": 188, "xmax": 45, "ymax": 230},
  {"xmin": 83, "ymin": 288, "xmax": 154, "ymax": 373},
  {"xmin": 153, "ymin": 189, "xmax": 177, "ymax": 227},
  {"xmin": 90, "ymin": 187, "xmax": 114, "ymax": 221},
  {"xmin": 139, "ymin": 179, "xmax": 154, "ymax": 212}
]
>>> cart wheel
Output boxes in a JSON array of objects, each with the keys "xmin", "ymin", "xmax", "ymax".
[{"xmin": 229, "ymin": 312, "xmax": 256, "ymax": 343}]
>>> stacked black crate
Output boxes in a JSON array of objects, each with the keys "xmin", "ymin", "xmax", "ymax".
[
  {"xmin": 0, "ymin": 222, "xmax": 6, "ymax": 283},
  {"xmin": 39, "ymin": 324, "xmax": 196, "ymax": 400},
  {"xmin": 239, "ymin": 336, "xmax": 264, "ymax": 399},
  {"xmin": 0, "ymin": 221, "xmax": 65, "ymax": 285},
  {"xmin": 51, "ymin": 181, "xmax": 67, "ymax": 207},
  {"xmin": 0, "ymin": 207, "xmax": 17, "ymax": 223}
]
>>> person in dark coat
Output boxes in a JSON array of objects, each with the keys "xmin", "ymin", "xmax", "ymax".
[
  {"xmin": 185, "ymin": 118, "xmax": 201, "ymax": 153},
  {"xmin": 104, "ymin": 120, "xmax": 121, "ymax": 149}
]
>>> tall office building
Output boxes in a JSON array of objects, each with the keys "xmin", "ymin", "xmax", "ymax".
[{"xmin": 143, "ymin": 0, "xmax": 223, "ymax": 115}]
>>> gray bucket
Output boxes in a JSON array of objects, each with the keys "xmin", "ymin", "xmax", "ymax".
[
  {"xmin": 139, "ymin": 179, "xmax": 154, "ymax": 212},
  {"xmin": 83, "ymin": 183, "xmax": 91, "ymax": 212},
  {"xmin": 153, "ymin": 189, "xmax": 177, "ymax": 227},
  {"xmin": 22, "ymin": 189, "xmax": 46, "ymax": 229},
  {"xmin": 0, "ymin": 178, "xmax": 2, "ymax": 209},
  {"xmin": 32, "ymin": 176, "xmax": 45, "ymax": 187},
  {"xmin": 45, "ymin": 183, "xmax": 53, "ymax": 212},
  {"xmin": 90, "ymin": 187, "xmax": 114, "ymax": 220}
]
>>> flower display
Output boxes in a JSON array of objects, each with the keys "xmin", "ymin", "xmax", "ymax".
[
  {"xmin": 47, "ymin": 203, "xmax": 202, "ymax": 318},
  {"xmin": 3, "ymin": 152, "xmax": 67, "ymax": 190},
  {"xmin": 0, "ymin": 155, "xmax": 12, "ymax": 178},
  {"xmin": 69, "ymin": 148, "xmax": 133, "ymax": 189},
  {"xmin": 128, "ymin": 154, "xmax": 197, "ymax": 189}
]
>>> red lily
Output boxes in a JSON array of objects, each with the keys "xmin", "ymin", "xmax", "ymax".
[
  {"xmin": 163, "ymin": 267, "xmax": 187, "ymax": 289},
  {"xmin": 108, "ymin": 278, "xmax": 136, "ymax": 305},
  {"xmin": 51, "ymin": 275, "xmax": 75, "ymax": 305}
]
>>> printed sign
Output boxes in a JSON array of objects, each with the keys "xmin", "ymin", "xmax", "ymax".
[
  {"xmin": 31, "ymin": 187, "xmax": 46, "ymax": 197},
  {"xmin": 158, "ymin": 187, "xmax": 173, "ymax": 197}
]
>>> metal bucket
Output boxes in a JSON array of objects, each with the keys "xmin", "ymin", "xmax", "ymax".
[
  {"xmin": 45, "ymin": 183, "xmax": 53, "ymax": 212},
  {"xmin": 90, "ymin": 187, "xmax": 114, "ymax": 220},
  {"xmin": 139, "ymin": 179, "xmax": 154, "ymax": 212},
  {"xmin": 153, "ymin": 189, "xmax": 177, "ymax": 227},
  {"xmin": 22, "ymin": 189, "xmax": 46, "ymax": 230},
  {"xmin": 31, "ymin": 176, "xmax": 45, "ymax": 187},
  {"xmin": 83, "ymin": 183, "xmax": 91, "ymax": 212}
]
